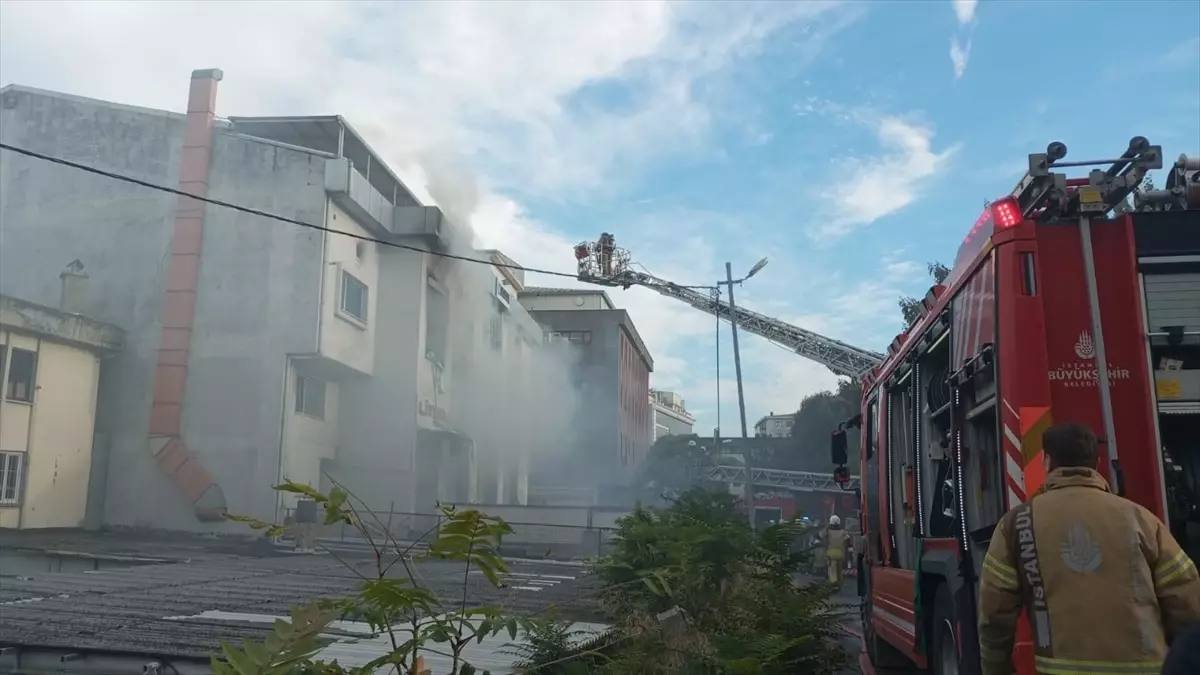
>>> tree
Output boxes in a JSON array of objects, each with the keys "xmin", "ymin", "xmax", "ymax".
[
  {"xmin": 898, "ymin": 261, "xmax": 951, "ymax": 327},
  {"xmin": 789, "ymin": 378, "xmax": 862, "ymax": 469}
]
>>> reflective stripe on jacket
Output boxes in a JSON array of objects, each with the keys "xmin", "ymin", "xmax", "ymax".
[{"xmin": 978, "ymin": 467, "xmax": 1200, "ymax": 675}]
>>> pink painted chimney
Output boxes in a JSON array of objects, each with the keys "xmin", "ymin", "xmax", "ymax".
[{"xmin": 148, "ymin": 68, "xmax": 227, "ymax": 522}]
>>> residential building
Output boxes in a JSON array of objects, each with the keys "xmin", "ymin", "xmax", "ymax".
[
  {"xmin": 754, "ymin": 412, "xmax": 795, "ymax": 438},
  {"xmin": 650, "ymin": 389, "xmax": 694, "ymax": 442},
  {"xmin": 0, "ymin": 269, "xmax": 124, "ymax": 530},
  {"xmin": 518, "ymin": 288, "xmax": 653, "ymax": 502},
  {"xmin": 0, "ymin": 69, "xmax": 554, "ymax": 530}
]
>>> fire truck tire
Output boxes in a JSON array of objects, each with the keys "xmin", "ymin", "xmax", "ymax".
[{"xmin": 930, "ymin": 585, "xmax": 959, "ymax": 675}]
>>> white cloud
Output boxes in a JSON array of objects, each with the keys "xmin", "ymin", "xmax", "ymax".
[
  {"xmin": 949, "ymin": 37, "xmax": 972, "ymax": 79},
  {"xmin": 948, "ymin": 0, "xmax": 979, "ymax": 79},
  {"xmin": 813, "ymin": 116, "xmax": 960, "ymax": 239},
  {"xmin": 953, "ymin": 0, "xmax": 979, "ymax": 25}
]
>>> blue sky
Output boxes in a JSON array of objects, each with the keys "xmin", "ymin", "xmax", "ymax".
[{"xmin": 2, "ymin": 0, "xmax": 1197, "ymax": 436}]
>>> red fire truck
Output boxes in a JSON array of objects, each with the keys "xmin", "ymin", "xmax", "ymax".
[{"xmin": 830, "ymin": 137, "xmax": 1200, "ymax": 675}]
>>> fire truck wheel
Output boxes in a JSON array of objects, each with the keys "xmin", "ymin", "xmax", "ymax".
[{"xmin": 931, "ymin": 585, "xmax": 959, "ymax": 675}]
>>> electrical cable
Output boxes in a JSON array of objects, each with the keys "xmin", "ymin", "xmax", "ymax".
[{"xmin": 0, "ymin": 142, "xmax": 717, "ymax": 289}]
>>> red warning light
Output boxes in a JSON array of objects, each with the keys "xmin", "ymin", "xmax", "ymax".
[{"xmin": 989, "ymin": 197, "xmax": 1022, "ymax": 229}]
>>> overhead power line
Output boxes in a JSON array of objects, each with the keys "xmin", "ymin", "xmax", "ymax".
[{"xmin": 0, "ymin": 142, "xmax": 715, "ymax": 289}]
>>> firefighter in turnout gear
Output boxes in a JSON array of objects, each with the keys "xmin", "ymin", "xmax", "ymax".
[
  {"xmin": 978, "ymin": 423, "xmax": 1200, "ymax": 675},
  {"xmin": 823, "ymin": 515, "xmax": 852, "ymax": 588}
]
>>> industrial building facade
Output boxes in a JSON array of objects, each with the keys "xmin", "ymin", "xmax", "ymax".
[
  {"xmin": 518, "ymin": 288, "xmax": 653, "ymax": 501},
  {"xmin": 650, "ymin": 389, "xmax": 695, "ymax": 441},
  {"xmin": 0, "ymin": 70, "xmax": 545, "ymax": 530}
]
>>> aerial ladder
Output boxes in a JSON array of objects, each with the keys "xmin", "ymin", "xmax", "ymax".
[{"xmin": 572, "ymin": 233, "xmax": 885, "ymax": 377}]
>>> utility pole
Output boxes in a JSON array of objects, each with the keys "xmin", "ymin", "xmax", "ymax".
[{"xmin": 724, "ymin": 261, "xmax": 754, "ymax": 529}]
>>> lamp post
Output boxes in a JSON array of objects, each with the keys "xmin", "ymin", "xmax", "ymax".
[{"xmin": 719, "ymin": 257, "xmax": 768, "ymax": 529}]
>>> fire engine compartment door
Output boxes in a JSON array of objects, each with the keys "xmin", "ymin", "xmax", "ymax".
[{"xmin": 1037, "ymin": 217, "xmax": 1168, "ymax": 516}]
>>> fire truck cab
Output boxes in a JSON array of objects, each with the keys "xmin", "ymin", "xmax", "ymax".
[{"xmin": 831, "ymin": 138, "xmax": 1200, "ymax": 675}]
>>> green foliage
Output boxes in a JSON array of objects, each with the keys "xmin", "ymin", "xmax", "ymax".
[
  {"xmin": 575, "ymin": 487, "xmax": 846, "ymax": 674},
  {"xmin": 214, "ymin": 481, "xmax": 535, "ymax": 675},
  {"xmin": 899, "ymin": 261, "xmax": 952, "ymax": 327},
  {"xmin": 789, "ymin": 378, "xmax": 861, "ymax": 470},
  {"xmin": 502, "ymin": 620, "xmax": 616, "ymax": 674}
]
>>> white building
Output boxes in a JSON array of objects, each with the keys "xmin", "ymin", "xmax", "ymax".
[
  {"xmin": 754, "ymin": 412, "xmax": 795, "ymax": 438},
  {"xmin": 0, "ymin": 68, "xmax": 557, "ymax": 530},
  {"xmin": 650, "ymin": 389, "xmax": 694, "ymax": 442}
]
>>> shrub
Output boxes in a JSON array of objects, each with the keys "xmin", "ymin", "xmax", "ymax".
[{"xmin": 214, "ymin": 482, "xmax": 542, "ymax": 675}]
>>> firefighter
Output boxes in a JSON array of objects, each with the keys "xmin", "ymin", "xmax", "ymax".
[
  {"xmin": 823, "ymin": 514, "xmax": 852, "ymax": 588},
  {"xmin": 978, "ymin": 423, "xmax": 1200, "ymax": 675}
]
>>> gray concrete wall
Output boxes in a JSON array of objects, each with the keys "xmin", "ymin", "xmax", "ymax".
[
  {"xmin": 526, "ymin": 309, "xmax": 622, "ymax": 489},
  {"xmin": 182, "ymin": 131, "xmax": 326, "ymax": 526},
  {"xmin": 331, "ymin": 246, "xmax": 427, "ymax": 513},
  {"xmin": 0, "ymin": 87, "xmax": 326, "ymax": 529}
]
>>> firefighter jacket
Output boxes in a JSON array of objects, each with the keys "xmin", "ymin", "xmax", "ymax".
[
  {"xmin": 823, "ymin": 527, "xmax": 851, "ymax": 561},
  {"xmin": 978, "ymin": 466, "xmax": 1200, "ymax": 675}
]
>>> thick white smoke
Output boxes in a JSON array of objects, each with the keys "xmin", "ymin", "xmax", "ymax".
[{"xmin": 420, "ymin": 152, "xmax": 584, "ymax": 505}]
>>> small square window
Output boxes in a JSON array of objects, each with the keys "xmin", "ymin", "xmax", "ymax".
[
  {"xmin": 340, "ymin": 271, "xmax": 369, "ymax": 324},
  {"xmin": 295, "ymin": 376, "xmax": 326, "ymax": 419},
  {"xmin": 1, "ymin": 348, "xmax": 36, "ymax": 403}
]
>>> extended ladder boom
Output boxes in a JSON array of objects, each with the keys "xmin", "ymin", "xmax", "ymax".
[{"xmin": 573, "ymin": 237, "xmax": 884, "ymax": 378}]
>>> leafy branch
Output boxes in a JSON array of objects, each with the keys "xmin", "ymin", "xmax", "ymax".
[{"xmin": 216, "ymin": 481, "xmax": 546, "ymax": 675}]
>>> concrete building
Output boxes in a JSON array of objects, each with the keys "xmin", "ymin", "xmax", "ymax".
[
  {"xmin": 0, "ymin": 69, "xmax": 555, "ymax": 530},
  {"xmin": 0, "ymin": 274, "xmax": 124, "ymax": 530},
  {"xmin": 754, "ymin": 412, "xmax": 795, "ymax": 438},
  {"xmin": 517, "ymin": 288, "xmax": 653, "ymax": 502},
  {"xmin": 650, "ymin": 389, "xmax": 694, "ymax": 442}
]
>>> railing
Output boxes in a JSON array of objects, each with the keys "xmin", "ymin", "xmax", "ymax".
[{"xmin": 280, "ymin": 506, "xmax": 619, "ymax": 560}]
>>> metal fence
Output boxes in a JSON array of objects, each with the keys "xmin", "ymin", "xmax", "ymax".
[{"xmin": 280, "ymin": 505, "xmax": 619, "ymax": 560}]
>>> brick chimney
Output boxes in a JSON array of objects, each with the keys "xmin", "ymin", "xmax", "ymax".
[
  {"xmin": 148, "ymin": 68, "xmax": 227, "ymax": 523},
  {"xmin": 59, "ymin": 259, "xmax": 88, "ymax": 314}
]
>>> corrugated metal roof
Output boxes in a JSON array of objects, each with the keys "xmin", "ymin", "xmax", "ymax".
[
  {"xmin": 169, "ymin": 611, "xmax": 608, "ymax": 674},
  {"xmin": 0, "ymin": 531, "xmax": 605, "ymax": 666}
]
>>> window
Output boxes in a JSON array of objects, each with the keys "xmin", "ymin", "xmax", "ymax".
[
  {"xmin": 340, "ymin": 270, "xmax": 369, "ymax": 324},
  {"xmin": 295, "ymin": 376, "xmax": 326, "ymax": 419},
  {"xmin": 0, "ymin": 452, "xmax": 23, "ymax": 504},
  {"xmin": 546, "ymin": 330, "xmax": 591, "ymax": 344},
  {"xmin": 1, "ymin": 347, "xmax": 36, "ymax": 402}
]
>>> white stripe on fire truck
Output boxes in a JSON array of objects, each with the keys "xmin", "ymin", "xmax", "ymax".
[
  {"xmin": 1004, "ymin": 446, "xmax": 1025, "ymax": 491},
  {"xmin": 1003, "ymin": 426, "xmax": 1022, "ymax": 464},
  {"xmin": 1007, "ymin": 486, "xmax": 1021, "ymax": 507},
  {"xmin": 1003, "ymin": 398, "xmax": 1019, "ymax": 420}
]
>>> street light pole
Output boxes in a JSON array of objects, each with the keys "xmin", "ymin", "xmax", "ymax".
[{"xmin": 724, "ymin": 261, "xmax": 754, "ymax": 528}]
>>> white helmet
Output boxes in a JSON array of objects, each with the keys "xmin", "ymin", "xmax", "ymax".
[{"xmin": 829, "ymin": 515, "xmax": 841, "ymax": 527}]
